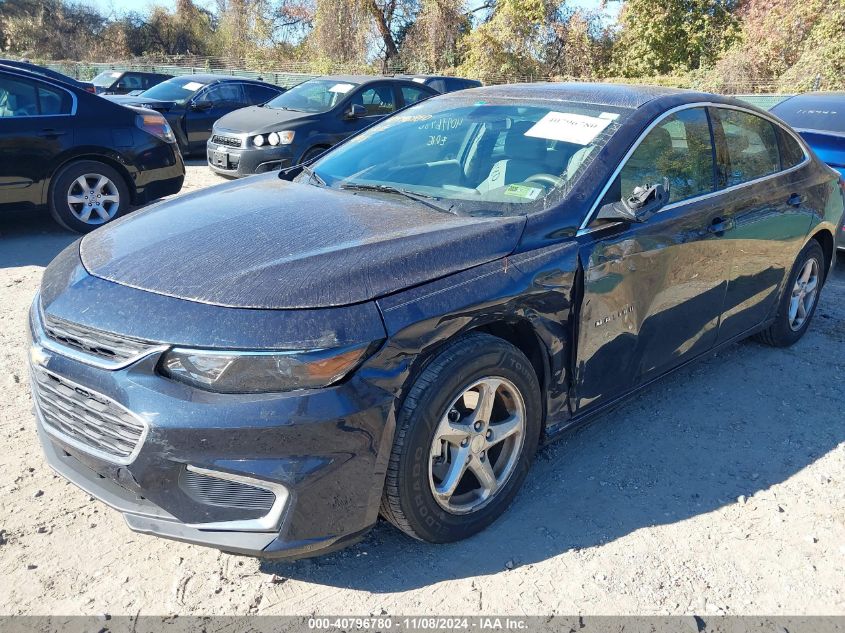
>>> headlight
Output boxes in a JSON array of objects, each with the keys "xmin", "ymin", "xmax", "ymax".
[
  {"xmin": 158, "ymin": 344, "xmax": 376, "ymax": 393},
  {"xmin": 268, "ymin": 131, "xmax": 294, "ymax": 146},
  {"xmin": 253, "ymin": 134, "xmax": 265, "ymax": 147},
  {"xmin": 135, "ymin": 112, "xmax": 175, "ymax": 143}
]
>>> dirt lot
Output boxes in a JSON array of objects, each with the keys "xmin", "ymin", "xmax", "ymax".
[{"xmin": 1, "ymin": 160, "xmax": 844, "ymax": 616}]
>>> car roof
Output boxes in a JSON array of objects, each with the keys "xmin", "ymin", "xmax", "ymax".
[
  {"xmin": 167, "ymin": 73, "xmax": 274, "ymax": 85},
  {"xmin": 0, "ymin": 60, "xmax": 83, "ymax": 86},
  {"xmin": 304, "ymin": 74, "xmax": 435, "ymax": 87},
  {"xmin": 0, "ymin": 62, "xmax": 83, "ymax": 90},
  {"xmin": 460, "ymin": 82, "xmax": 702, "ymax": 109}
]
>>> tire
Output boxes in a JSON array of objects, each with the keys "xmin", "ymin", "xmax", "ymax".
[
  {"xmin": 299, "ymin": 146, "xmax": 328, "ymax": 164},
  {"xmin": 381, "ymin": 333, "xmax": 542, "ymax": 543},
  {"xmin": 755, "ymin": 240, "xmax": 825, "ymax": 347},
  {"xmin": 49, "ymin": 160, "xmax": 130, "ymax": 233}
]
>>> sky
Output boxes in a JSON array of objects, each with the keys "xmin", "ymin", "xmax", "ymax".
[{"xmin": 86, "ymin": 0, "xmax": 622, "ymax": 23}]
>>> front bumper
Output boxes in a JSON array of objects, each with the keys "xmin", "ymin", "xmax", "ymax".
[
  {"xmin": 29, "ymin": 293, "xmax": 394, "ymax": 559},
  {"xmin": 207, "ymin": 141, "xmax": 294, "ymax": 178}
]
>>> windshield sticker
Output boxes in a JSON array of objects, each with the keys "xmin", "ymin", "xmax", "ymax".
[
  {"xmin": 412, "ymin": 77, "xmax": 426, "ymax": 83},
  {"xmin": 504, "ymin": 184, "xmax": 543, "ymax": 200},
  {"xmin": 110, "ymin": 72, "xmax": 121, "ymax": 77},
  {"xmin": 329, "ymin": 83, "xmax": 355, "ymax": 94},
  {"xmin": 599, "ymin": 112, "xmax": 620, "ymax": 120},
  {"xmin": 525, "ymin": 111, "xmax": 613, "ymax": 145},
  {"xmin": 183, "ymin": 81, "xmax": 205, "ymax": 91}
]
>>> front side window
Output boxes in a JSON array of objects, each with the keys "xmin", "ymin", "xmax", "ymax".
[
  {"xmin": 604, "ymin": 107, "xmax": 715, "ymax": 206},
  {"xmin": 92, "ymin": 71, "xmax": 122, "ymax": 88},
  {"xmin": 712, "ymin": 108, "xmax": 780, "ymax": 187},
  {"xmin": 352, "ymin": 84, "xmax": 396, "ymax": 116},
  {"xmin": 197, "ymin": 83, "xmax": 243, "ymax": 106},
  {"xmin": 264, "ymin": 79, "xmax": 360, "ymax": 113},
  {"xmin": 304, "ymin": 97, "xmax": 630, "ymax": 216}
]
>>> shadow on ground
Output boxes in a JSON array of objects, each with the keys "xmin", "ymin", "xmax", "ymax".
[
  {"xmin": 0, "ymin": 209, "xmax": 78, "ymax": 269},
  {"xmin": 264, "ymin": 255, "xmax": 845, "ymax": 590}
]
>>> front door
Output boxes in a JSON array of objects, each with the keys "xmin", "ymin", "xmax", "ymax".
[
  {"xmin": 185, "ymin": 83, "xmax": 248, "ymax": 153},
  {"xmin": 343, "ymin": 83, "xmax": 398, "ymax": 138},
  {"xmin": 573, "ymin": 106, "xmax": 733, "ymax": 411}
]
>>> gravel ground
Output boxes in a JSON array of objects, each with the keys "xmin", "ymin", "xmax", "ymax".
[{"xmin": 0, "ymin": 161, "xmax": 844, "ymax": 616}]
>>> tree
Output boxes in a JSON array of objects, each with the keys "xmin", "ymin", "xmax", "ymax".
[
  {"xmin": 612, "ymin": 0, "xmax": 741, "ymax": 76},
  {"xmin": 401, "ymin": 0, "xmax": 468, "ymax": 71}
]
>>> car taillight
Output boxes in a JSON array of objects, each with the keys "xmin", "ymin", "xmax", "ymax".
[
  {"xmin": 136, "ymin": 112, "xmax": 175, "ymax": 143},
  {"xmin": 86, "ymin": 86, "xmax": 96, "ymax": 94}
]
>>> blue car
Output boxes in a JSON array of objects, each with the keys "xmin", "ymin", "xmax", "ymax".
[{"xmin": 771, "ymin": 93, "xmax": 845, "ymax": 249}]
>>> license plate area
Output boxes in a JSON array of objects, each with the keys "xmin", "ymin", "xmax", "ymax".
[{"xmin": 212, "ymin": 149, "xmax": 228, "ymax": 168}]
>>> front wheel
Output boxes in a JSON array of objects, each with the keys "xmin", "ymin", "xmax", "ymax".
[
  {"xmin": 755, "ymin": 240, "xmax": 825, "ymax": 347},
  {"xmin": 381, "ymin": 333, "xmax": 542, "ymax": 543}
]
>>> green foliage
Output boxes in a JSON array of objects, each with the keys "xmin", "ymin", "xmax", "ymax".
[{"xmin": 612, "ymin": 0, "xmax": 741, "ymax": 76}]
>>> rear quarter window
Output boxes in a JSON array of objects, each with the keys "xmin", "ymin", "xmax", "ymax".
[{"xmin": 776, "ymin": 127, "xmax": 806, "ymax": 169}]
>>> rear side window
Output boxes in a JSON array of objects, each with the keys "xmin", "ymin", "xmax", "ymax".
[
  {"xmin": 401, "ymin": 85, "xmax": 431, "ymax": 106},
  {"xmin": 776, "ymin": 127, "xmax": 806, "ymax": 169},
  {"xmin": 613, "ymin": 107, "xmax": 715, "ymax": 204},
  {"xmin": 712, "ymin": 108, "xmax": 780, "ymax": 187},
  {"xmin": 0, "ymin": 75, "xmax": 71, "ymax": 116},
  {"xmin": 245, "ymin": 84, "xmax": 281, "ymax": 105}
]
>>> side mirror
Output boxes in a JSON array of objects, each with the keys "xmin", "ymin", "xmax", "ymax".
[
  {"xmin": 596, "ymin": 180, "xmax": 670, "ymax": 223},
  {"xmin": 191, "ymin": 100, "xmax": 213, "ymax": 112},
  {"xmin": 345, "ymin": 103, "xmax": 366, "ymax": 119}
]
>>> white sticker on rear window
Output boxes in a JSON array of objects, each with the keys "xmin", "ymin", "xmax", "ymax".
[
  {"xmin": 599, "ymin": 112, "xmax": 619, "ymax": 120},
  {"xmin": 525, "ymin": 111, "xmax": 613, "ymax": 145},
  {"xmin": 183, "ymin": 81, "xmax": 205, "ymax": 91},
  {"xmin": 329, "ymin": 83, "xmax": 354, "ymax": 94}
]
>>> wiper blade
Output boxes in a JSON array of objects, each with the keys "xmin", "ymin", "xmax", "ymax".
[
  {"xmin": 340, "ymin": 183, "xmax": 455, "ymax": 214},
  {"xmin": 300, "ymin": 164, "xmax": 326, "ymax": 187}
]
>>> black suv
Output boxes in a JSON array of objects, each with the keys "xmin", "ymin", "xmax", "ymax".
[
  {"xmin": 107, "ymin": 75, "xmax": 285, "ymax": 155},
  {"xmin": 91, "ymin": 70, "xmax": 173, "ymax": 95},
  {"xmin": 208, "ymin": 75, "xmax": 438, "ymax": 177},
  {"xmin": 0, "ymin": 64, "xmax": 184, "ymax": 232}
]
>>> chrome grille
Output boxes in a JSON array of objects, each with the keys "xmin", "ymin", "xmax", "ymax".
[
  {"xmin": 43, "ymin": 312, "xmax": 155, "ymax": 364},
  {"xmin": 32, "ymin": 367, "xmax": 146, "ymax": 462},
  {"xmin": 211, "ymin": 134, "xmax": 243, "ymax": 148},
  {"xmin": 180, "ymin": 469, "xmax": 276, "ymax": 512}
]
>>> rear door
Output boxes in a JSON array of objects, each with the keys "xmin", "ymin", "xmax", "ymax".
[
  {"xmin": 0, "ymin": 73, "xmax": 75, "ymax": 210},
  {"xmin": 708, "ymin": 107, "xmax": 815, "ymax": 341},
  {"xmin": 573, "ymin": 106, "xmax": 734, "ymax": 410}
]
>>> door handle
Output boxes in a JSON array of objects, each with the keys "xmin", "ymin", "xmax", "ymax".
[
  {"xmin": 787, "ymin": 193, "xmax": 804, "ymax": 207},
  {"xmin": 37, "ymin": 129, "xmax": 68, "ymax": 137},
  {"xmin": 708, "ymin": 217, "xmax": 735, "ymax": 234}
]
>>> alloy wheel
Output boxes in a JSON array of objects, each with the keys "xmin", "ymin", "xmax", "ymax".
[
  {"xmin": 66, "ymin": 173, "xmax": 121, "ymax": 225},
  {"xmin": 429, "ymin": 377, "xmax": 526, "ymax": 514},
  {"xmin": 788, "ymin": 257, "xmax": 819, "ymax": 331}
]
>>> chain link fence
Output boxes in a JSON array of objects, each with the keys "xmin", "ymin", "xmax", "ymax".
[{"xmin": 37, "ymin": 57, "xmax": 796, "ymax": 109}]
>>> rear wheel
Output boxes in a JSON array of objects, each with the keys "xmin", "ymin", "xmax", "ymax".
[
  {"xmin": 756, "ymin": 240, "xmax": 825, "ymax": 346},
  {"xmin": 49, "ymin": 160, "xmax": 130, "ymax": 233},
  {"xmin": 381, "ymin": 333, "xmax": 542, "ymax": 543}
]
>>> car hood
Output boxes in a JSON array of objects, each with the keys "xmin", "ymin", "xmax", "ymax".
[
  {"xmin": 214, "ymin": 106, "xmax": 315, "ymax": 135},
  {"xmin": 79, "ymin": 174, "xmax": 525, "ymax": 309},
  {"xmin": 105, "ymin": 95, "xmax": 178, "ymax": 112}
]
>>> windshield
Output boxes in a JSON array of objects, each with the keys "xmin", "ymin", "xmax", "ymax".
[
  {"xmin": 771, "ymin": 95, "xmax": 845, "ymax": 134},
  {"xmin": 303, "ymin": 97, "xmax": 630, "ymax": 216},
  {"xmin": 93, "ymin": 71, "xmax": 122, "ymax": 87},
  {"xmin": 140, "ymin": 76, "xmax": 209, "ymax": 103},
  {"xmin": 265, "ymin": 79, "xmax": 359, "ymax": 113}
]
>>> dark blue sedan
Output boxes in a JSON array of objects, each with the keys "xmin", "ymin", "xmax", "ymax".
[{"xmin": 771, "ymin": 93, "xmax": 845, "ymax": 248}]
